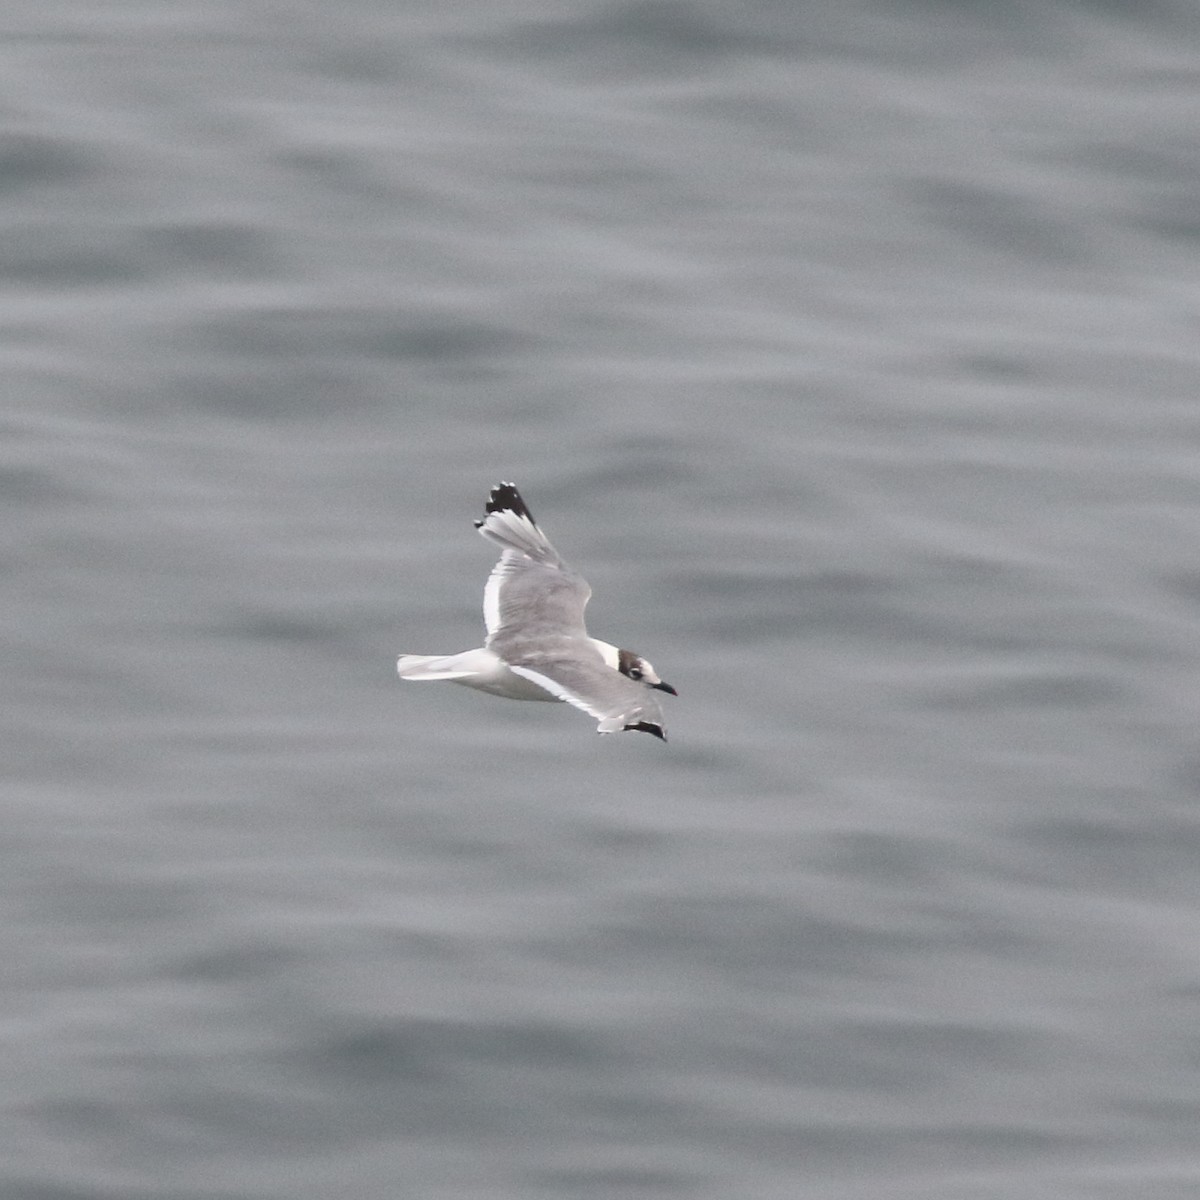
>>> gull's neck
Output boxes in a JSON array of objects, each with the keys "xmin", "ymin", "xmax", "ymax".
[{"xmin": 590, "ymin": 638, "xmax": 621, "ymax": 670}]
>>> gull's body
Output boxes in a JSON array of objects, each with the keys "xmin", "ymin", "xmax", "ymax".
[{"xmin": 396, "ymin": 483, "xmax": 675, "ymax": 739}]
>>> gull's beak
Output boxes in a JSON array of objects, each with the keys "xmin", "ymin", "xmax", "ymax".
[{"xmin": 652, "ymin": 680, "xmax": 678, "ymax": 696}]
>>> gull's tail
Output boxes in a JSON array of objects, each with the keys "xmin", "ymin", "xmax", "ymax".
[
  {"xmin": 474, "ymin": 482, "xmax": 561, "ymax": 565},
  {"xmin": 396, "ymin": 652, "xmax": 480, "ymax": 681}
]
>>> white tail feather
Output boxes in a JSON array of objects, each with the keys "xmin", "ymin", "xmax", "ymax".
[{"xmin": 396, "ymin": 653, "xmax": 479, "ymax": 681}]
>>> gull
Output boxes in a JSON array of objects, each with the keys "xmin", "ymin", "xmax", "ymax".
[{"xmin": 396, "ymin": 482, "xmax": 676, "ymax": 739}]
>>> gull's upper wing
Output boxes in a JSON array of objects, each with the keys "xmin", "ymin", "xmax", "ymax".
[
  {"xmin": 483, "ymin": 554, "xmax": 591, "ymax": 646},
  {"xmin": 475, "ymin": 482, "xmax": 591, "ymax": 644}
]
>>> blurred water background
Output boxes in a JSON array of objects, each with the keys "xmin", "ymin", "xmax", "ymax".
[{"xmin": 5, "ymin": 1, "xmax": 1200, "ymax": 1197}]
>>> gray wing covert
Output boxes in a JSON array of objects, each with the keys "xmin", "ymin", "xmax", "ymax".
[{"xmin": 484, "ymin": 553, "xmax": 592, "ymax": 648}]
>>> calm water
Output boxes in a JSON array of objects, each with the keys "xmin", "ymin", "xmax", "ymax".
[{"xmin": 5, "ymin": 2, "xmax": 1200, "ymax": 1197}]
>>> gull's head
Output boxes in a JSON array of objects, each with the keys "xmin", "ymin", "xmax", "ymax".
[{"xmin": 616, "ymin": 647, "xmax": 677, "ymax": 696}]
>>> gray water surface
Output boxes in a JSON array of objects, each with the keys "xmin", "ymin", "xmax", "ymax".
[{"xmin": 5, "ymin": 2, "xmax": 1200, "ymax": 1197}]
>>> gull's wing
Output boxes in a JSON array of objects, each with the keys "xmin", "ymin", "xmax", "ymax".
[
  {"xmin": 509, "ymin": 651, "xmax": 667, "ymax": 739},
  {"xmin": 475, "ymin": 482, "xmax": 592, "ymax": 645},
  {"xmin": 471, "ymin": 484, "xmax": 667, "ymax": 740}
]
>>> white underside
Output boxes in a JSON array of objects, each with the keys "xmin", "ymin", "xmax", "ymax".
[{"xmin": 396, "ymin": 647, "xmax": 560, "ymax": 701}]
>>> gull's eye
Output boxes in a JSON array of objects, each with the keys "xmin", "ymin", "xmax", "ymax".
[{"xmin": 628, "ymin": 666, "xmax": 643, "ymax": 680}]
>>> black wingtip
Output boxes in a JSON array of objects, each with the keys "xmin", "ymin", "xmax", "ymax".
[
  {"xmin": 481, "ymin": 481, "xmax": 534, "ymax": 524},
  {"xmin": 624, "ymin": 721, "xmax": 667, "ymax": 741}
]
